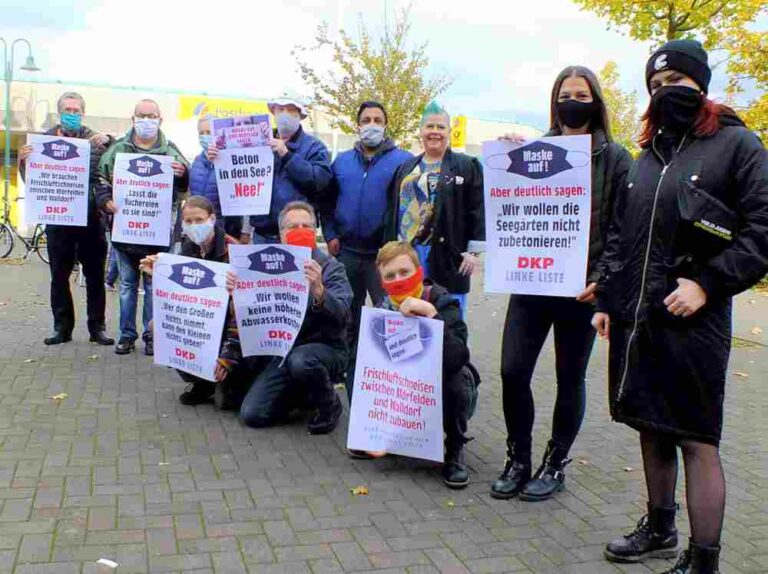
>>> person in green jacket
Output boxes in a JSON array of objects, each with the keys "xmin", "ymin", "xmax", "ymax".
[{"xmin": 95, "ymin": 98, "xmax": 189, "ymax": 356}]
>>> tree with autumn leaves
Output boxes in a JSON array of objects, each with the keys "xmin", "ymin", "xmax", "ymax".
[{"xmin": 575, "ymin": 0, "xmax": 768, "ymax": 137}]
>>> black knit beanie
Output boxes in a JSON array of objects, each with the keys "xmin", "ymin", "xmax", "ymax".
[{"xmin": 645, "ymin": 39, "xmax": 711, "ymax": 94}]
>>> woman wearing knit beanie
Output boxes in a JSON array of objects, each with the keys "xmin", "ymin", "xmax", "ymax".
[{"xmin": 593, "ymin": 39, "xmax": 768, "ymax": 574}]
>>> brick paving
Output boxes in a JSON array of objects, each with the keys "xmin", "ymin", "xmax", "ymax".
[{"xmin": 0, "ymin": 258, "xmax": 765, "ymax": 573}]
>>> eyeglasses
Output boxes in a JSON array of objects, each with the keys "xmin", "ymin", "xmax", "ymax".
[{"xmin": 135, "ymin": 113, "xmax": 161, "ymax": 120}]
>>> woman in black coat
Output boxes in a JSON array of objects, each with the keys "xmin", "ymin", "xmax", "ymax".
[
  {"xmin": 490, "ymin": 66, "xmax": 632, "ymax": 503},
  {"xmin": 385, "ymin": 102, "xmax": 485, "ymax": 317},
  {"xmin": 594, "ymin": 40, "xmax": 768, "ymax": 574}
]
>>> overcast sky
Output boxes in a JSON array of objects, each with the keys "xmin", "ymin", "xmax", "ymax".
[{"xmin": 1, "ymin": 0, "xmax": 751, "ymax": 130}]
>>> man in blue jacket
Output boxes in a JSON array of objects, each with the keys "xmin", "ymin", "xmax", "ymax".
[
  {"xmin": 249, "ymin": 95, "xmax": 332, "ymax": 244},
  {"xmin": 322, "ymin": 101, "xmax": 413, "ymax": 397}
]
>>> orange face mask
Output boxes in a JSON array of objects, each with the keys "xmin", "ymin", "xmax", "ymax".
[
  {"xmin": 382, "ymin": 267, "xmax": 425, "ymax": 306},
  {"xmin": 284, "ymin": 227, "xmax": 317, "ymax": 250}
]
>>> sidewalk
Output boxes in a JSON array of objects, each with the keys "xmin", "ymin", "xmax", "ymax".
[{"xmin": 0, "ymin": 258, "xmax": 765, "ymax": 573}]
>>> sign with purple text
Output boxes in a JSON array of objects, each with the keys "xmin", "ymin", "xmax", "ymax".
[
  {"xmin": 152, "ymin": 254, "xmax": 230, "ymax": 381},
  {"xmin": 229, "ymin": 244, "xmax": 310, "ymax": 358},
  {"xmin": 111, "ymin": 153, "xmax": 174, "ymax": 246},
  {"xmin": 24, "ymin": 134, "xmax": 90, "ymax": 227},
  {"xmin": 482, "ymin": 135, "xmax": 592, "ymax": 296},
  {"xmin": 347, "ymin": 307, "xmax": 444, "ymax": 462},
  {"xmin": 212, "ymin": 115, "xmax": 275, "ymax": 216}
]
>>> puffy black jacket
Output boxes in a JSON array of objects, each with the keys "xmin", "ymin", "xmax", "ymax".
[{"xmin": 598, "ymin": 118, "xmax": 768, "ymax": 318}]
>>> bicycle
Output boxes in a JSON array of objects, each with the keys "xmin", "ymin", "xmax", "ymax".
[{"xmin": 0, "ymin": 220, "xmax": 49, "ymax": 263}]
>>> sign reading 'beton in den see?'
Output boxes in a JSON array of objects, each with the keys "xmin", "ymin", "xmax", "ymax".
[
  {"xmin": 152, "ymin": 254, "xmax": 230, "ymax": 382},
  {"xmin": 24, "ymin": 134, "xmax": 91, "ymax": 227},
  {"xmin": 111, "ymin": 153, "xmax": 174, "ymax": 247},
  {"xmin": 482, "ymin": 135, "xmax": 592, "ymax": 297}
]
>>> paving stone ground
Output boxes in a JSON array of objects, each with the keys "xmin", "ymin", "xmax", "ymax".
[{"xmin": 0, "ymin": 257, "xmax": 765, "ymax": 573}]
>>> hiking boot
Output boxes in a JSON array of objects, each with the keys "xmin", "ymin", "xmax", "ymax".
[
  {"xmin": 661, "ymin": 540, "xmax": 720, "ymax": 574},
  {"xmin": 44, "ymin": 331, "xmax": 72, "ymax": 345},
  {"xmin": 307, "ymin": 394, "xmax": 342, "ymax": 435},
  {"xmin": 179, "ymin": 383, "xmax": 214, "ymax": 406},
  {"xmin": 490, "ymin": 441, "xmax": 531, "ymax": 499},
  {"xmin": 143, "ymin": 334, "xmax": 154, "ymax": 356},
  {"xmin": 442, "ymin": 441, "xmax": 470, "ymax": 489},
  {"xmin": 115, "ymin": 337, "xmax": 135, "ymax": 355},
  {"xmin": 604, "ymin": 503, "xmax": 679, "ymax": 563},
  {"xmin": 89, "ymin": 331, "xmax": 115, "ymax": 346},
  {"xmin": 519, "ymin": 440, "xmax": 571, "ymax": 502}
]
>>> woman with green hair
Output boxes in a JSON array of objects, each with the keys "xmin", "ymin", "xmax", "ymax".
[{"xmin": 385, "ymin": 101, "xmax": 485, "ymax": 317}]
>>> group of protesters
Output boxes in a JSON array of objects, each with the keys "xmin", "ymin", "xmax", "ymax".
[{"xmin": 18, "ymin": 39, "xmax": 768, "ymax": 574}]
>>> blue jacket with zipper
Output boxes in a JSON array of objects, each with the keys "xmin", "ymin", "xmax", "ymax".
[
  {"xmin": 323, "ymin": 139, "xmax": 412, "ymax": 254},
  {"xmin": 249, "ymin": 126, "xmax": 332, "ymax": 237},
  {"xmin": 189, "ymin": 152, "xmax": 243, "ymax": 237}
]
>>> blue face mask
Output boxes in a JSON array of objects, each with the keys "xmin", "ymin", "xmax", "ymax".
[
  {"xmin": 60, "ymin": 112, "xmax": 82, "ymax": 133},
  {"xmin": 199, "ymin": 134, "xmax": 213, "ymax": 151}
]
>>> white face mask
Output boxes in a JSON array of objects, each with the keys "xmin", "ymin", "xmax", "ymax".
[
  {"xmin": 360, "ymin": 124, "xmax": 385, "ymax": 148},
  {"xmin": 182, "ymin": 220, "xmax": 214, "ymax": 246},
  {"xmin": 276, "ymin": 112, "xmax": 301, "ymax": 137},
  {"xmin": 134, "ymin": 118, "xmax": 160, "ymax": 140}
]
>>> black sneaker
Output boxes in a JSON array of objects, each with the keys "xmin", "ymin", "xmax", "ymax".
[
  {"xmin": 143, "ymin": 335, "xmax": 154, "ymax": 356},
  {"xmin": 115, "ymin": 337, "xmax": 136, "ymax": 355},
  {"xmin": 604, "ymin": 504, "xmax": 679, "ymax": 563},
  {"xmin": 442, "ymin": 442, "xmax": 470, "ymax": 489},
  {"xmin": 179, "ymin": 383, "xmax": 215, "ymax": 406},
  {"xmin": 44, "ymin": 332, "xmax": 72, "ymax": 346},
  {"xmin": 89, "ymin": 332, "xmax": 115, "ymax": 346},
  {"xmin": 307, "ymin": 394, "xmax": 342, "ymax": 435}
]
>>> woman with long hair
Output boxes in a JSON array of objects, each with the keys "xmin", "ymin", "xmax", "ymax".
[
  {"xmin": 594, "ymin": 40, "xmax": 768, "ymax": 573},
  {"xmin": 491, "ymin": 66, "xmax": 633, "ymax": 501}
]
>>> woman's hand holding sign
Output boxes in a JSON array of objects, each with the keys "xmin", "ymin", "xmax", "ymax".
[
  {"xmin": 226, "ymin": 270, "xmax": 237, "ymax": 295},
  {"xmin": 664, "ymin": 278, "xmax": 707, "ymax": 318},
  {"xmin": 206, "ymin": 144, "xmax": 219, "ymax": 162}
]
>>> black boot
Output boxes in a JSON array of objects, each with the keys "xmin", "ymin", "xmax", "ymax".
[
  {"xmin": 179, "ymin": 382, "xmax": 215, "ymax": 406},
  {"xmin": 307, "ymin": 393, "xmax": 342, "ymax": 435},
  {"xmin": 442, "ymin": 441, "xmax": 470, "ymax": 489},
  {"xmin": 490, "ymin": 442, "xmax": 531, "ymax": 500},
  {"xmin": 604, "ymin": 503, "xmax": 679, "ymax": 563},
  {"xmin": 661, "ymin": 540, "xmax": 720, "ymax": 574},
  {"xmin": 89, "ymin": 331, "xmax": 115, "ymax": 346},
  {"xmin": 519, "ymin": 440, "xmax": 571, "ymax": 502},
  {"xmin": 44, "ymin": 331, "xmax": 72, "ymax": 345}
]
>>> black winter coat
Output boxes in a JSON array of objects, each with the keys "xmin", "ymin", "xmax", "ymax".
[
  {"xmin": 385, "ymin": 149, "xmax": 485, "ymax": 294},
  {"xmin": 597, "ymin": 117, "xmax": 768, "ymax": 444}
]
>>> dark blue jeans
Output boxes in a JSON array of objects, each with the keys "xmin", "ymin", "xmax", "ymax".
[
  {"xmin": 500, "ymin": 294, "xmax": 596, "ymax": 464},
  {"xmin": 240, "ymin": 343, "xmax": 345, "ymax": 428},
  {"xmin": 115, "ymin": 249, "xmax": 152, "ymax": 341}
]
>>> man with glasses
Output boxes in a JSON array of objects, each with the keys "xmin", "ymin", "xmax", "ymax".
[
  {"xmin": 96, "ymin": 99, "xmax": 189, "ymax": 356},
  {"xmin": 18, "ymin": 91, "xmax": 115, "ymax": 347}
]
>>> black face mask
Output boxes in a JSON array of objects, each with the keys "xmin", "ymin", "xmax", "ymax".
[
  {"xmin": 556, "ymin": 99, "xmax": 597, "ymax": 129},
  {"xmin": 650, "ymin": 85, "xmax": 703, "ymax": 133}
]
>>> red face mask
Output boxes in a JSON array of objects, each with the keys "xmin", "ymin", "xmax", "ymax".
[
  {"xmin": 382, "ymin": 267, "xmax": 424, "ymax": 305},
  {"xmin": 284, "ymin": 227, "xmax": 317, "ymax": 250}
]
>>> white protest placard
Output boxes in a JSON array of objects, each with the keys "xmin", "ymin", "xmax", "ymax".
[
  {"xmin": 112, "ymin": 153, "xmax": 174, "ymax": 246},
  {"xmin": 347, "ymin": 307, "xmax": 444, "ymax": 462},
  {"xmin": 212, "ymin": 115, "xmax": 275, "ymax": 216},
  {"xmin": 24, "ymin": 134, "xmax": 90, "ymax": 227},
  {"xmin": 152, "ymin": 254, "xmax": 230, "ymax": 381},
  {"xmin": 482, "ymin": 135, "xmax": 592, "ymax": 296},
  {"xmin": 229, "ymin": 244, "xmax": 310, "ymax": 358}
]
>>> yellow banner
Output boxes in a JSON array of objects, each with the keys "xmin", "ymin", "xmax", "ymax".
[
  {"xmin": 451, "ymin": 115, "xmax": 467, "ymax": 148},
  {"xmin": 178, "ymin": 95, "xmax": 270, "ymax": 120}
]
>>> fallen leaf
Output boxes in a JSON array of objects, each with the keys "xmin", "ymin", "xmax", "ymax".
[
  {"xmin": 88, "ymin": 354, "xmax": 99, "ymax": 361},
  {"xmin": 623, "ymin": 467, "xmax": 635, "ymax": 472},
  {"xmin": 446, "ymin": 500, "xmax": 455, "ymax": 508},
  {"xmin": 751, "ymin": 327, "xmax": 763, "ymax": 336},
  {"xmin": 350, "ymin": 486, "xmax": 369, "ymax": 496},
  {"xmin": 733, "ymin": 371, "xmax": 750, "ymax": 379},
  {"xmin": 578, "ymin": 459, "xmax": 590, "ymax": 465},
  {"xmin": 96, "ymin": 558, "xmax": 118, "ymax": 569},
  {"xmin": 23, "ymin": 359, "xmax": 35, "ymax": 363},
  {"xmin": 49, "ymin": 393, "xmax": 68, "ymax": 401},
  {"xmin": 333, "ymin": 383, "xmax": 345, "ymax": 390}
]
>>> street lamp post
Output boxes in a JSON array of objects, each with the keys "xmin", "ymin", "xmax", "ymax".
[{"xmin": 1, "ymin": 38, "xmax": 41, "ymax": 222}]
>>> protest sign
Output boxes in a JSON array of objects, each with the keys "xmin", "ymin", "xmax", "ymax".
[
  {"xmin": 152, "ymin": 254, "xmax": 230, "ymax": 382},
  {"xmin": 347, "ymin": 307, "xmax": 444, "ymax": 462},
  {"xmin": 482, "ymin": 135, "xmax": 592, "ymax": 296},
  {"xmin": 212, "ymin": 115, "xmax": 275, "ymax": 216},
  {"xmin": 111, "ymin": 153, "xmax": 174, "ymax": 246},
  {"xmin": 23, "ymin": 134, "xmax": 90, "ymax": 227},
  {"xmin": 229, "ymin": 244, "xmax": 310, "ymax": 358}
]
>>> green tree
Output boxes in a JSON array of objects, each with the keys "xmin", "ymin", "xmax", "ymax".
[
  {"xmin": 599, "ymin": 61, "xmax": 641, "ymax": 155},
  {"xmin": 293, "ymin": 7, "xmax": 451, "ymax": 146},
  {"xmin": 725, "ymin": 28, "xmax": 768, "ymax": 137}
]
